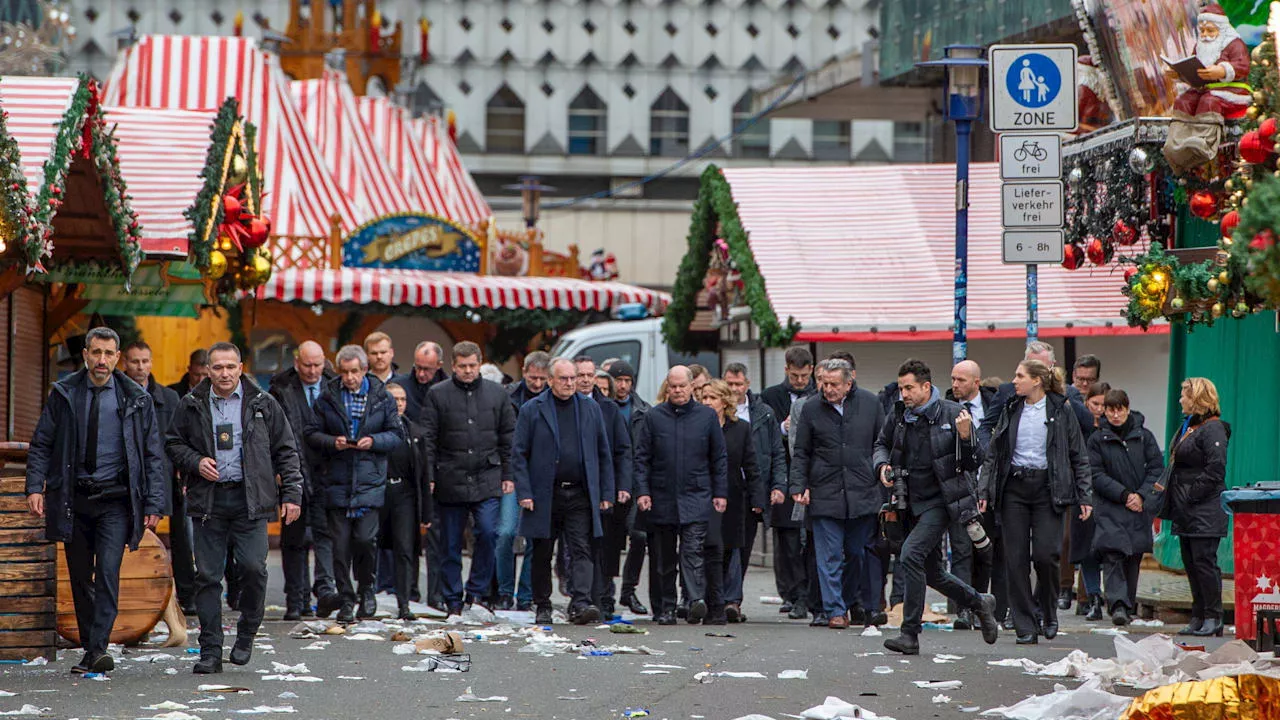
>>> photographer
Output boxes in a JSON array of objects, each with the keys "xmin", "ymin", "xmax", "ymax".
[{"xmin": 873, "ymin": 359, "xmax": 998, "ymax": 655}]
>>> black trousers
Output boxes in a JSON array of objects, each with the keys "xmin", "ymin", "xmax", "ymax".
[
  {"xmin": 1179, "ymin": 536, "xmax": 1223, "ymax": 620},
  {"xmin": 1101, "ymin": 551, "xmax": 1143, "ymax": 614},
  {"xmin": 619, "ymin": 504, "xmax": 647, "ymax": 601},
  {"xmin": 772, "ymin": 527, "xmax": 807, "ymax": 605},
  {"xmin": 328, "ymin": 508, "xmax": 380, "ymax": 606},
  {"xmin": 900, "ymin": 506, "xmax": 983, "ymax": 636},
  {"xmin": 169, "ymin": 476, "xmax": 196, "ymax": 607},
  {"xmin": 532, "ymin": 485, "xmax": 595, "ymax": 611},
  {"xmin": 648, "ymin": 522, "xmax": 707, "ymax": 615},
  {"xmin": 65, "ymin": 497, "xmax": 130, "ymax": 657},
  {"xmin": 594, "ymin": 501, "xmax": 631, "ymax": 605},
  {"xmin": 804, "ymin": 526, "xmax": 823, "ymax": 615},
  {"xmin": 380, "ymin": 479, "xmax": 421, "ymax": 607},
  {"xmin": 970, "ymin": 510, "xmax": 1007, "ymax": 619},
  {"xmin": 705, "ymin": 539, "xmax": 725, "ymax": 611},
  {"xmin": 308, "ymin": 493, "xmax": 336, "ymax": 598},
  {"xmin": 425, "ymin": 521, "xmax": 445, "ymax": 608},
  {"xmin": 946, "ymin": 518, "xmax": 976, "ymax": 614},
  {"xmin": 192, "ymin": 483, "xmax": 269, "ymax": 655},
  {"xmin": 280, "ymin": 493, "xmax": 312, "ymax": 611},
  {"xmin": 1001, "ymin": 473, "xmax": 1065, "ymax": 636}
]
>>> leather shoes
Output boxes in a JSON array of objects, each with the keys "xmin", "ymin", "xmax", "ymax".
[
  {"xmin": 810, "ymin": 613, "xmax": 829, "ymax": 627},
  {"xmin": 788, "ymin": 605, "xmax": 809, "ymax": 620},
  {"xmin": 656, "ymin": 612, "xmax": 677, "ymax": 626},
  {"xmin": 849, "ymin": 607, "xmax": 866, "ymax": 626},
  {"xmin": 621, "ymin": 595, "xmax": 649, "ymax": 615},
  {"xmin": 1057, "ymin": 589, "xmax": 1073, "ymax": 611},
  {"xmin": 687, "ymin": 599, "xmax": 707, "ymax": 623},
  {"xmin": 779, "ymin": 601, "xmax": 794, "ymax": 614},
  {"xmin": 1178, "ymin": 617, "xmax": 1205, "ymax": 636},
  {"xmin": 315, "ymin": 592, "xmax": 342, "ymax": 619},
  {"xmin": 952, "ymin": 609, "xmax": 973, "ymax": 631},
  {"xmin": 1015, "ymin": 633, "xmax": 1038, "ymax": 645},
  {"xmin": 283, "ymin": 607, "xmax": 302, "ymax": 622},
  {"xmin": 535, "ymin": 606, "xmax": 553, "ymax": 625},
  {"xmin": 398, "ymin": 604, "xmax": 416, "ymax": 621},
  {"xmin": 1042, "ymin": 622, "xmax": 1059, "ymax": 640},
  {"xmin": 1191, "ymin": 617, "xmax": 1224, "ymax": 637},
  {"xmin": 1002, "ymin": 616, "xmax": 1016, "ymax": 631},
  {"xmin": 1112, "ymin": 606, "xmax": 1131, "ymax": 627},
  {"xmin": 883, "ymin": 632, "xmax": 920, "ymax": 655},
  {"xmin": 866, "ymin": 610, "xmax": 888, "ymax": 627},
  {"xmin": 725, "ymin": 604, "xmax": 741, "ymax": 623},
  {"xmin": 571, "ymin": 605, "xmax": 601, "ymax": 625},
  {"xmin": 828, "ymin": 615, "xmax": 849, "ymax": 630},
  {"xmin": 357, "ymin": 588, "xmax": 377, "ymax": 619},
  {"xmin": 90, "ymin": 653, "xmax": 115, "ymax": 673},
  {"xmin": 974, "ymin": 593, "xmax": 999, "ymax": 645},
  {"xmin": 71, "ymin": 654, "xmax": 91, "ymax": 674},
  {"xmin": 193, "ymin": 655, "xmax": 224, "ymax": 674},
  {"xmin": 497, "ymin": 595, "xmax": 515, "ymax": 611},
  {"xmin": 676, "ymin": 603, "xmax": 689, "ymax": 619},
  {"xmin": 336, "ymin": 604, "xmax": 355, "ymax": 624},
  {"xmin": 229, "ymin": 639, "xmax": 253, "ymax": 666}
]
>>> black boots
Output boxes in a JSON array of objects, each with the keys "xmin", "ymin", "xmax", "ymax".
[{"xmin": 1085, "ymin": 594, "xmax": 1104, "ymax": 621}]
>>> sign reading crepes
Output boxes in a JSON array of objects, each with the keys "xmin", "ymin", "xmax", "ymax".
[{"xmin": 344, "ymin": 213, "xmax": 481, "ymax": 272}]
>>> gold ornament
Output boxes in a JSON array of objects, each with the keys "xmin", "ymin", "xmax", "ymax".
[
  {"xmin": 1246, "ymin": 179, "xmax": 1255, "ymax": 190},
  {"xmin": 1219, "ymin": 270, "xmax": 1230, "ymax": 285},
  {"xmin": 1170, "ymin": 297, "xmax": 1185, "ymax": 310},
  {"xmin": 228, "ymin": 154, "xmax": 249, "ymax": 185},
  {"xmin": 1248, "ymin": 106, "xmax": 1261, "ymax": 120},
  {"xmin": 207, "ymin": 250, "xmax": 228, "ymax": 279},
  {"xmin": 1255, "ymin": 90, "xmax": 1268, "ymax": 104},
  {"xmin": 1212, "ymin": 302, "xmax": 1224, "ymax": 318},
  {"xmin": 1223, "ymin": 237, "xmax": 1234, "ymax": 247},
  {"xmin": 1207, "ymin": 278, "xmax": 1219, "ymax": 292},
  {"xmin": 1225, "ymin": 179, "xmax": 1235, "ymax": 191},
  {"xmin": 219, "ymin": 235, "xmax": 233, "ymax": 252},
  {"xmin": 252, "ymin": 250, "xmax": 273, "ymax": 285}
]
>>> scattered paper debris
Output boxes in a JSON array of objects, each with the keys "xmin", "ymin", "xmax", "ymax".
[
  {"xmin": 777, "ymin": 670, "xmax": 809, "ymax": 680},
  {"xmin": 262, "ymin": 674, "xmax": 323, "ymax": 683},
  {"xmin": 336, "ymin": 676, "xmax": 365, "ymax": 680},
  {"xmin": 936, "ymin": 654, "xmax": 964, "ymax": 662},
  {"xmin": 344, "ymin": 633, "xmax": 385, "ymax": 641},
  {"xmin": 800, "ymin": 696, "xmax": 896, "ymax": 720},
  {"xmin": 269, "ymin": 662, "xmax": 309, "ymax": 675},
  {"xmin": 694, "ymin": 671, "xmax": 767, "ymax": 682},
  {"xmin": 872, "ymin": 666, "xmax": 894, "ymax": 674},
  {"xmin": 759, "ymin": 596, "xmax": 784, "ymax": 605},
  {"xmin": 300, "ymin": 641, "xmax": 330, "ymax": 651},
  {"xmin": 140, "ymin": 712, "xmax": 201, "ymax": 720},
  {"xmin": 277, "ymin": 692, "xmax": 298, "ymax": 700},
  {"xmin": 455, "ymin": 687, "xmax": 507, "ymax": 703},
  {"xmin": 980, "ymin": 677, "xmax": 1131, "ymax": 719},
  {"xmin": 914, "ymin": 680, "xmax": 963, "ymax": 690},
  {"xmin": 164, "ymin": 668, "xmax": 179, "ymax": 675},
  {"xmin": 643, "ymin": 664, "xmax": 685, "ymax": 670},
  {"xmin": 233, "ymin": 707, "xmax": 297, "ymax": 714},
  {"xmin": 640, "ymin": 670, "xmax": 669, "ymax": 675},
  {"xmin": 861, "ymin": 626, "xmax": 883, "ymax": 637},
  {"xmin": 131, "ymin": 653, "xmax": 175, "ymax": 663},
  {"xmin": 932, "ymin": 695, "xmax": 952, "ymax": 704},
  {"xmin": 733, "ymin": 715, "xmax": 778, "ymax": 720},
  {"xmin": 1130, "ymin": 619, "xmax": 1164, "ymax": 627},
  {"xmin": 142, "ymin": 702, "xmax": 189, "ymax": 711},
  {"xmin": 197, "ymin": 685, "xmax": 252, "ymax": 693},
  {"xmin": 0, "ymin": 694, "xmax": 12, "ymax": 699},
  {"xmin": 21, "ymin": 658, "xmax": 46, "ymax": 667}
]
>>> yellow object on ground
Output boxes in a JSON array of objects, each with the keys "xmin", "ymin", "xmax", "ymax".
[{"xmin": 1122, "ymin": 674, "xmax": 1280, "ymax": 719}]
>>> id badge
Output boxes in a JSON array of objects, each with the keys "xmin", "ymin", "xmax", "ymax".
[
  {"xmin": 216, "ymin": 423, "xmax": 234, "ymax": 450},
  {"xmin": 790, "ymin": 503, "xmax": 807, "ymax": 523}
]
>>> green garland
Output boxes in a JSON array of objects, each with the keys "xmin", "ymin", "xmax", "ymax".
[
  {"xmin": 662, "ymin": 165, "xmax": 799, "ymax": 353},
  {"xmin": 22, "ymin": 75, "xmax": 144, "ymax": 280},
  {"xmin": 1232, "ymin": 173, "xmax": 1280, "ymax": 307},
  {"xmin": 1121, "ymin": 242, "xmax": 1219, "ymax": 330},
  {"xmin": 0, "ymin": 105, "xmax": 38, "ymax": 263},
  {"xmin": 184, "ymin": 98, "xmax": 242, "ymax": 270}
]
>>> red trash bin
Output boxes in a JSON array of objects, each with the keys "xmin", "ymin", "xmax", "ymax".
[{"xmin": 1225, "ymin": 487, "xmax": 1280, "ymax": 644}]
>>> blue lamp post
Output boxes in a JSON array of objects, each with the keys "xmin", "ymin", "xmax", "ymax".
[{"xmin": 917, "ymin": 45, "xmax": 987, "ymax": 366}]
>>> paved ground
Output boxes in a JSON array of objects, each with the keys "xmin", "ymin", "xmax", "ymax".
[{"xmin": 0, "ymin": 554, "xmax": 1233, "ymax": 720}]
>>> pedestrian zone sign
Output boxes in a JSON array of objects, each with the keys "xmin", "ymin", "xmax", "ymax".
[{"xmin": 988, "ymin": 44, "xmax": 1078, "ymax": 133}]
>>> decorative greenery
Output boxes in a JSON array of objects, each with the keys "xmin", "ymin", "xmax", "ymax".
[
  {"xmin": 663, "ymin": 165, "xmax": 799, "ymax": 353},
  {"xmin": 1231, "ymin": 173, "xmax": 1280, "ymax": 307},
  {"xmin": 20, "ymin": 75, "xmax": 144, "ymax": 280},
  {"xmin": 185, "ymin": 97, "xmax": 242, "ymax": 271},
  {"xmin": 0, "ymin": 107, "xmax": 38, "ymax": 261}
]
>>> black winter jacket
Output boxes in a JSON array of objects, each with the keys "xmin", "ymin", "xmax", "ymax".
[
  {"xmin": 593, "ymin": 388, "xmax": 633, "ymax": 496},
  {"xmin": 422, "ymin": 376, "xmax": 517, "ymax": 505},
  {"xmin": 1163, "ymin": 416, "xmax": 1230, "ymax": 539},
  {"xmin": 166, "ymin": 377, "xmax": 303, "ymax": 521},
  {"xmin": 789, "ymin": 386, "xmax": 885, "ymax": 519},
  {"xmin": 633, "ymin": 400, "xmax": 728, "ymax": 526},
  {"xmin": 307, "ymin": 375, "xmax": 403, "ymax": 509},
  {"xmin": 721, "ymin": 417, "xmax": 764, "ymax": 548},
  {"xmin": 873, "ymin": 396, "xmax": 985, "ymax": 525},
  {"xmin": 145, "ymin": 376, "xmax": 181, "ymax": 512},
  {"xmin": 745, "ymin": 393, "xmax": 786, "ymax": 529},
  {"xmin": 390, "ymin": 368, "xmax": 447, "ymax": 423},
  {"xmin": 27, "ymin": 370, "xmax": 168, "ymax": 549},
  {"xmin": 268, "ymin": 366, "xmax": 336, "ymax": 499},
  {"xmin": 981, "ymin": 392, "xmax": 1093, "ymax": 516},
  {"xmin": 386, "ymin": 415, "xmax": 433, "ymax": 526},
  {"xmin": 508, "ymin": 380, "xmax": 546, "ymax": 414},
  {"xmin": 1088, "ymin": 412, "xmax": 1163, "ymax": 556}
]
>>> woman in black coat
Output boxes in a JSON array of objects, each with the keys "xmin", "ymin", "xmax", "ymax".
[
  {"xmin": 695, "ymin": 381, "xmax": 763, "ymax": 625},
  {"xmin": 1086, "ymin": 389, "xmax": 1163, "ymax": 627},
  {"xmin": 1163, "ymin": 377, "xmax": 1231, "ymax": 637},
  {"xmin": 1071, "ymin": 382, "xmax": 1110, "ymax": 620}
]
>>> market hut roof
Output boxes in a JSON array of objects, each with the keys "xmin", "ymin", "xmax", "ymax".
[{"xmin": 665, "ymin": 164, "xmax": 1155, "ymax": 349}]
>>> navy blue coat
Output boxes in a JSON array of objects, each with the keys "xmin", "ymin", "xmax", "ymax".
[
  {"xmin": 633, "ymin": 400, "xmax": 728, "ymax": 526},
  {"xmin": 306, "ymin": 374, "xmax": 404, "ymax": 509},
  {"xmin": 511, "ymin": 392, "xmax": 616, "ymax": 539},
  {"xmin": 592, "ymin": 388, "xmax": 633, "ymax": 496}
]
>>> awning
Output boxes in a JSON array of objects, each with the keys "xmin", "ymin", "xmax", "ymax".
[
  {"xmin": 717, "ymin": 163, "xmax": 1158, "ymax": 342},
  {"xmin": 257, "ymin": 267, "xmax": 669, "ymax": 315}
]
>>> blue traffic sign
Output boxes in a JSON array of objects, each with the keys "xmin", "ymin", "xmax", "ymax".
[{"xmin": 1005, "ymin": 53, "xmax": 1062, "ymax": 109}]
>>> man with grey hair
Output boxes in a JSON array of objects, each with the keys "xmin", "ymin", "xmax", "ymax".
[
  {"xmin": 307, "ymin": 344, "xmax": 404, "ymax": 623},
  {"xmin": 789, "ymin": 357, "xmax": 885, "ymax": 630},
  {"xmin": 28, "ymin": 326, "xmax": 167, "ymax": 675},
  {"xmin": 392, "ymin": 340, "xmax": 447, "ymax": 421}
]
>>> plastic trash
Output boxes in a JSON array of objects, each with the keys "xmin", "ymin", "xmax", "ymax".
[
  {"xmin": 197, "ymin": 684, "xmax": 253, "ymax": 693},
  {"xmin": 861, "ymin": 625, "xmax": 883, "ymax": 637},
  {"xmin": 277, "ymin": 692, "xmax": 299, "ymax": 699},
  {"xmin": 581, "ymin": 649, "xmax": 613, "ymax": 657},
  {"xmin": 694, "ymin": 671, "xmax": 766, "ymax": 682},
  {"xmin": 139, "ymin": 713, "xmax": 201, "ymax": 720},
  {"xmin": 269, "ymin": 662, "xmax": 309, "ymax": 674},
  {"xmin": 643, "ymin": 664, "xmax": 685, "ymax": 669},
  {"xmin": 455, "ymin": 686, "xmax": 507, "ymax": 702},
  {"xmin": 621, "ymin": 709, "xmax": 650, "ymax": 718},
  {"xmin": 759, "ymin": 596, "xmax": 784, "ymax": 605},
  {"xmin": 640, "ymin": 670, "xmax": 669, "ymax": 675},
  {"xmin": 232, "ymin": 707, "xmax": 296, "ymax": 714},
  {"xmin": 336, "ymin": 676, "xmax": 365, "ymax": 680},
  {"xmin": 872, "ymin": 666, "xmax": 894, "ymax": 674},
  {"xmin": 185, "ymin": 648, "xmax": 201, "ymax": 654},
  {"xmin": 164, "ymin": 668, "xmax": 179, "ymax": 675},
  {"xmin": 979, "ymin": 677, "xmax": 1130, "ymax": 719},
  {"xmin": 800, "ymin": 696, "xmax": 896, "ymax": 720},
  {"xmin": 142, "ymin": 702, "xmax": 190, "ymax": 711},
  {"xmin": 21, "ymin": 658, "xmax": 47, "ymax": 667},
  {"xmin": 0, "ymin": 708, "xmax": 46, "ymax": 718},
  {"xmin": 732, "ymin": 715, "xmax": 778, "ymax": 720},
  {"xmin": 0, "ymin": 693, "xmax": 13, "ymax": 698},
  {"xmin": 914, "ymin": 680, "xmax": 963, "ymax": 689},
  {"xmin": 610, "ymin": 624, "xmax": 647, "ymax": 634},
  {"xmin": 262, "ymin": 674, "xmax": 323, "ymax": 682},
  {"xmin": 932, "ymin": 695, "xmax": 952, "ymax": 704},
  {"xmin": 777, "ymin": 669, "xmax": 808, "ymax": 680},
  {"xmin": 83, "ymin": 672, "xmax": 108, "ymax": 680}
]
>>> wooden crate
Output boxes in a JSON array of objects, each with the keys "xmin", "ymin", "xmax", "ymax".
[{"xmin": 0, "ymin": 473, "xmax": 57, "ymax": 661}]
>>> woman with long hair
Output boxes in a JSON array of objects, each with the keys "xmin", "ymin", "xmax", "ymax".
[
  {"xmin": 698, "ymin": 380, "xmax": 763, "ymax": 624},
  {"xmin": 1087, "ymin": 388, "xmax": 1164, "ymax": 627},
  {"xmin": 1072, "ymin": 381, "xmax": 1111, "ymax": 621},
  {"xmin": 1164, "ymin": 377, "xmax": 1230, "ymax": 637},
  {"xmin": 980, "ymin": 359, "xmax": 1093, "ymax": 644}
]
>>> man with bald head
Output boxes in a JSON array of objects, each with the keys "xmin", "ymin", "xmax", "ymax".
[
  {"xmin": 634, "ymin": 366, "xmax": 728, "ymax": 625},
  {"xmin": 391, "ymin": 341, "xmax": 448, "ymax": 422},
  {"xmin": 270, "ymin": 341, "xmax": 337, "ymax": 620}
]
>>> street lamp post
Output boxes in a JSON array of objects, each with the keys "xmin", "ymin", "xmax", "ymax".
[
  {"xmin": 918, "ymin": 45, "xmax": 987, "ymax": 367},
  {"xmin": 503, "ymin": 175, "xmax": 557, "ymax": 229}
]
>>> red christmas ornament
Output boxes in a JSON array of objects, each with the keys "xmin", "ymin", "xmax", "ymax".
[
  {"xmin": 244, "ymin": 217, "xmax": 271, "ymax": 248},
  {"xmin": 1189, "ymin": 191, "xmax": 1218, "ymax": 219},
  {"xmin": 1124, "ymin": 268, "xmax": 1137, "ymax": 283},
  {"xmin": 1250, "ymin": 229, "xmax": 1277, "ymax": 250},
  {"xmin": 1220, "ymin": 209, "xmax": 1241, "ymax": 238},
  {"xmin": 1112, "ymin": 219, "xmax": 1137, "ymax": 245},
  {"xmin": 1062, "ymin": 243, "xmax": 1085, "ymax": 270},
  {"xmin": 222, "ymin": 194, "xmax": 242, "ymax": 223},
  {"xmin": 1261, "ymin": 117, "xmax": 1279, "ymax": 143},
  {"xmin": 1086, "ymin": 237, "xmax": 1113, "ymax": 266},
  {"xmin": 1239, "ymin": 130, "xmax": 1271, "ymax": 164}
]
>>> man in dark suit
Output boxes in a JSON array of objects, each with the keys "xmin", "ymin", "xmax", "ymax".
[
  {"xmin": 760, "ymin": 346, "xmax": 815, "ymax": 618},
  {"xmin": 390, "ymin": 341, "xmax": 447, "ymax": 423},
  {"xmin": 608, "ymin": 360, "xmax": 651, "ymax": 615},
  {"xmin": 166, "ymin": 348, "xmax": 209, "ymax": 609},
  {"xmin": 512, "ymin": 358, "xmax": 616, "ymax": 625},
  {"xmin": 168, "ymin": 349, "xmax": 210, "ymax": 398}
]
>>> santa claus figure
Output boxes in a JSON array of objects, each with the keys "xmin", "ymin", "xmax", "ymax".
[
  {"xmin": 1163, "ymin": 4, "xmax": 1251, "ymax": 174},
  {"xmin": 1075, "ymin": 55, "xmax": 1113, "ymax": 134}
]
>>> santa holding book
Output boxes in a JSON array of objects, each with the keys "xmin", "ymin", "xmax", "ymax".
[{"xmin": 1163, "ymin": 3, "xmax": 1251, "ymax": 173}]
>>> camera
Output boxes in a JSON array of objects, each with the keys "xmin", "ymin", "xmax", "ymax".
[
  {"xmin": 887, "ymin": 467, "xmax": 909, "ymax": 510},
  {"xmin": 965, "ymin": 516, "xmax": 992, "ymax": 553}
]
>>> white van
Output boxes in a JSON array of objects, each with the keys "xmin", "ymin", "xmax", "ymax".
[{"xmin": 550, "ymin": 318, "xmax": 720, "ymax": 404}]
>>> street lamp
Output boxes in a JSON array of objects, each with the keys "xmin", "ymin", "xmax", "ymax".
[
  {"xmin": 917, "ymin": 45, "xmax": 987, "ymax": 366},
  {"xmin": 503, "ymin": 175, "xmax": 557, "ymax": 229}
]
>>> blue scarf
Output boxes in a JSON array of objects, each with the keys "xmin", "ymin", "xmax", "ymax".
[{"xmin": 903, "ymin": 386, "xmax": 941, "ymax": 424}]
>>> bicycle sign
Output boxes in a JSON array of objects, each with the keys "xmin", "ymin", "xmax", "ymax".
[{"xmin": 999, "ymin": 133, "xmax": 1061, "ymax": 180}]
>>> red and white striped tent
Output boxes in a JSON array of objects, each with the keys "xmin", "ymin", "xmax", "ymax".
[
  {"xmin": 358, "ymin": 95, "xmax": 487, "ymax": 223},
  {"xmin": 0, "ymin": 76, "xmax": 78, "ymax": 196},
  {"xmin": 716, "ymin": 164, "xmax": 1156, "ymax": 342},
  {"xmin": 105, "ymin": 105, "xmax": 218, "ymax": 258},
  {"xmin": 103, "ymin": 35, "xmax": 366, "ymax": 243},
  {"xmin": 292, "ymin": 70, "xmax": 412, "ymax": 221},
  {"xmin": 257, "ymin": 267, "xmax": 670, "ymax": 315},
  {"xmin": 412, "ymin": 114, "xmax": 491, "ymax": 226}
]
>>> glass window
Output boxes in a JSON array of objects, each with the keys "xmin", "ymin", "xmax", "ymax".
[
  {"xmin": 579, "ymin": 341, "xmax": 642, "ymax": 376},
  {"xmin": 486, "ymin": 85, "xmax": 525, "ymax": 153},
  {"xmin": 649, "ymin": 88, "xmax": 689, "ymax": 156},
  {"xmin": 893, "ymin": 120, "xmax": 929, "ymax": 163},
  {"xmin": 812, "ymin": 120, "xmax": 851, "ymax": 160},
  {"xmin": 732, "ymin": 93, "xmax": 770, "ymax": 158},
  {"xmin": 568, "ymin": 87, "xmax": 607, "ymax": 155}
]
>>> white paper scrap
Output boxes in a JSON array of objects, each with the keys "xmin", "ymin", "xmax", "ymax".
[
  {"xmin": 777, "ymin": 670, "xmax": 808, "ymax": 680},
  {"xmin": 262, "ymin": 674, "xmax": 323, "ymax": 683},
  {"xmin": 142, "ymin": 702, "xmax": 189, "ymax": 711},
  {"xmin": 933, "ymin": 695, "xmax": 952, "ymax": 704},
  {"xmin": 269, "ymin": 662, "xmax": 309, "ymax": 675},
  {"xmin": 455, "ymin": 687, "xmax": 508, "ymax": 703},
  {"xmin": 872, "ymin": 666, "xmax": 894, "ymax": 674},
  {"xmin": 913, "ymin": 680, "xmax": 963, "ymax": 690}
]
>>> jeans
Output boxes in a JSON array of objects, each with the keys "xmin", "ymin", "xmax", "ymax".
[
  {"xmin": 328, "ymin": 508, "xmax": 380, "ymax": 607},
  {"xmin": 192, "ymin": 483, "xmax": 269, "ymax": 656},
  {"xmin": 900, "ymin": 505, "xmax": 983, "ymax": 636},
  {"xmin": 65, "ymin": 497, "xmax": 130, "ymax": 657},
  {"xmin": 772, "ymin": 527, "xmax": 807, "ymax": 606},
  {"xmin": 531, "ymin": 486, "xmax": 594, "ymax": 611},
  {"xmin": 496, "ymin": 491, "xmax": 533, "ymax": 604},
  {"xmin": 722, "ymin": 519, "xmax": 759, "ymax": 606},
  {"xmin": 1101, "ymin": 551, "xmax": 1142, "ymax": 613},
  {"xmin": 438, "ymin": 497, "xmax": 501, "ymax": 607},
  {"xmin": 1080, "ymin": 556, "xmax": 1103, "ymax": 596},
  {"xmin": 811, "ymin": 515, "xmax": 877, "ymax": 618},
  {"xmin": 971, "ymin": 510, "xmax": 1007, "ymax": 619},
  {"xmin": 945, "ymin": 518, "xmax": 974, "ymax": 614},
  {"xmin": 1001, "ymin": 473, "xmax": 1066, "ymax": 636},
  {"xmin": 1180, "ymin": 536, "xmax": 1223, "ymax": 620},
  {"xmin": 169, "ymin": 475, "xmax": 196, "ymax": 608},
  {"xmin": 649, "ymin": 522, "xmax": 707, "ymax": 615}
]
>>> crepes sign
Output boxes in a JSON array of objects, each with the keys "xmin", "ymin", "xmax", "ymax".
[{"xmin": 343, "ymin": 213, "xmax": 481, "ymax": 272}]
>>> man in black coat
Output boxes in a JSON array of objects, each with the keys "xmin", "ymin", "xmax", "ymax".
[
  {"xmin": 634, "ymin": 366, "xmax": 728, "ymax": 625},
  {"xmin": 421, "ymin": 341, "xmax": 517, "ymax": 615},
  {"xmin": 789, "ymin": 358, "xmax": 884, "ymax": 631},
  {"xmin": 873, "ymin": 359, "xmax": 999, "ymax": 655},
  {"xmin": 608, "ymin": 360, "xmax": 652, "ymax": 615},
  {"xmin": 383, "ymin": 381, "xmax": 434, "ymax": 619},
  {"xmin": 390, "ymin": 341, "xmax": 447, "ymax": 423},
  {"xmin": 307, "ymin": 345, "xmax": 404, "ymax": 623},
  {"xmin": 269, "ymin": 340, "xmax": 336, "ymax": 620},
  {"xmin": 27, "ymin": 327, "xmax": 167, "ymax": 675},
  {"xmin": 493, "ymin": 351, "xmax": 550, "ymax": 610},
  {"xmin": 165, "ymin": 347, "xmax": 209, "ymax": 610},
  {"xmin": 760, "ymin": 346, "xmax": 815, "ymax": 617},
  {"xmin": 166, "ymin": 343, "xmax": 303, "ymax": 674},
  {"xmin": 168, "ymin": 348, "xmax": 210, "ymax": 398}
]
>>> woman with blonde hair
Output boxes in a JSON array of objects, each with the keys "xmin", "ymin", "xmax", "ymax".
[
  {"xmin": 1163, "ymin": 377, "xmax": 1230, "ymax": 637},
  {"xmin": 980, "ymin": 359, "xmax": 1093, "ymax": 645}
]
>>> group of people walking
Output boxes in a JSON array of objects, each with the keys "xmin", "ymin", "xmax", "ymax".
[{"xmin": 23, "ymin": 328, "xmax": 1232, "ymax": 674}]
